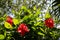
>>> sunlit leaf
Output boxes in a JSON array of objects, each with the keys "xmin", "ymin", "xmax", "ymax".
[
  {"xmin": 34, "ymin": 22, "xmax": 41, "ymax": 26},
  {"xmin": 23, "ymin": 16, "xmax": 28, "ymax": 20},
  {"xmin": 0, "ymin": 34, "xmax": 5, "ymax": 39},
  {"xmin": 38, "ymin": 32, "xmax": 45, "ymax": 36},
  {"xmin": 45, "ymin": 11, "xmax": 51, "ymax": 18},
  {"xmin": 33, "ymin": 6, "xmax": 36, "ymax": 10},
  {"xmin": 21, "ymin": 6, "xmax": 27, "ymax": 10},
  {"xmin": 49, "ymin": 32, "xmax": 53, "ymax": 34},
  {"xmin": 13, "ymin": 18, "xmax": 19, "ymax": 25},
  {"xmin": 34, "ymin": 9, "xmax": 41, "ymax": 17},
  {"xmin": 28, "ymin": 14, "xmax": 33, "ymax": 18},
  {"xmin": 27, "ymin": 10, "xmax": 31, "ymax": 14},
  {"xmin": 4, "ymin": 22, "xmax": 12, "ymax": 29},
  {"xmin": 11, "ymin": 9, "xmax": 15, "ymax": 14},
  {"xmin": 40, "ymin": 27, "xmax": 45, "ymax": 32}
]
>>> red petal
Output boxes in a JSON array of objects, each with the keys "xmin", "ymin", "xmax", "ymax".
[{"xmin": 6, "ymin": 16, "xmax": 13, "ymax": 25}]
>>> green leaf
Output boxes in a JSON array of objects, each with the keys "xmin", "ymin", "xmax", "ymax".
[
  {"xmin": 13, "ymin": 19, "xmax": 19, "ymax": 25},
  {"xmin": 34, "ymin": 9, "xmax": 41, "ymax": 17},
  {"xmin": 49, "ymin": 32, "xmax": 53, "ymax": 34},
  {"xmin": 21, "ymin": 6, "xmax": 27, "ymax": 10},
  {"xmin": 3, "ymin": 14, "xmax": 7, "ymax": 17},
  {"xmin": 28, "ymin": 14, "xmax": 33, "ymax": 18},
  {"xmin": 11, "ymin": 9, "xmax": 15, "ymax": 14},
  {"xmin": 4, "ymin": 22, "xmax": 12, "ymax": 29},
  {"xmin": 38, "ymin": 32, "xmax": 45, "ymax": 36},
  {"xmin": 34, "ymin": 22, "xmax": 41, "ymax": 26},
  {"xmin": 27, "ymin": 10, "xmax": 31, "ymax": 14},
  {"xmin": 40, "ymin": 27, "xmax": 45, "ymax": 32},
  {"xmin": 33, "ymin": 6, "xmax": 36, "ymax": 10},
  {"xmin": 32, "ymin": 27, "xmax": 36, "ymax": 31},
  {"xmin": 23, "ymin": 16, "xmax": 28, "ymax": 20},
  {"xmin": 4, "ymin": 31, "xmax": 6, "ymax": 37},
  {"xmin": 36, "ymin": 17, "xmax": 41, "ymax": 21},
  {"xmin": 45, "ymin": 11, "xmax": 51, "ymax": 18},
  {"xmin": 0, "ymin": 34, "xmax": 5, "ymax": 39}
]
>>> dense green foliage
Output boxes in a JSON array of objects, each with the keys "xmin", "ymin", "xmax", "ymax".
[{"xmin": 0, "ymin": 0, "xmax": 60, "ymax": 40}]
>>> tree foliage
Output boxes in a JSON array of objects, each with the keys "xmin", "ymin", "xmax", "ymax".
[{"xmin": 0, "ymin": 0, "xmax": 60, "ymax": 40}]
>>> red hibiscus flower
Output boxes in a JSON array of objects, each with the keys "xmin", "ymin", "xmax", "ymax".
[
  {"xmin": 45, "ymin": 18, "xmax": 54, "ymax": 28},
  {"xmin": 17, "ymin": 23, "xmax": 29, "ymax": 36}
]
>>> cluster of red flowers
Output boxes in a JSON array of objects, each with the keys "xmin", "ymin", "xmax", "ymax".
[
  {"xmin": 5, "ymin": 16, "xmax": 29, "ymax": 36},
  {"xmin": 5, "ymin": 16, "xmax": 54, "ymax": 36}
]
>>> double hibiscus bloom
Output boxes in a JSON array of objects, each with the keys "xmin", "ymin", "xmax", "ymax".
[{"xmin": 45, "ymin": 18, "xmax": 54, "ymax": 28}]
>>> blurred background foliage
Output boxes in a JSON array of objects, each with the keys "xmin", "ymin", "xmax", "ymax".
[{"xmin": 0, "ymin": 0, "xmax": 60, "ymax": 40}]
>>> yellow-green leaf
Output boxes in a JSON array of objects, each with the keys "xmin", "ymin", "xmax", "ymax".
[
  {"xmin": 34, "ymin": 22, "xmax": 41, "ymax": 26},
  {"xmin": 4, "ymin": 31, "xmax": 6, "ymax": 37},
  {"xmin": 27, "ymin": 10, "xmax": 31, "ymax": 14},
  {"xmin": 49, "ymin": 32, "xmax": 53, "ymax": 34},
  {"xmin": 38, "ymin": 32, "xmax": 45, "ymax": 36},
  {"xmin": 40, "ymin": 28, "xmax": 44, "ymax": 32},
  {"xmin": 0, "ymin": 34, "xmax": 5, "ymax": 39},
  {"xmin": 28, "ymin": 14, "xmax": 33, "ymax": 18},
  {"xmin": 45, "ymin": 11, "xmax": 51, "ymax": 18},
  {"xmin": 23, "ymin": 16, "xmax": 28, "ymax": 20},
  {"xmin": 13, "ymin": 19, "xmax": 19, "ymax": 25},
  {"xmin": 4, "ymin": 22, "xmax": 12, "ymax": 29},
  {"xmin": 11, "ymin": 9, "xmax": 15, "ymax": 14},
  {"xmin": 34, "ymin": 9, "xmax": 41, "ymax": 17},
  {"xmin": 32, "ymin": 27, "xmax": 36, "ymax": 31},
  {"xmin": 21, "ymin": 6, "xmax": 27, "ymax": 10},
  {"xmin": 33, "ymin": 6, "xmax": 36, "ymax": 10}
]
